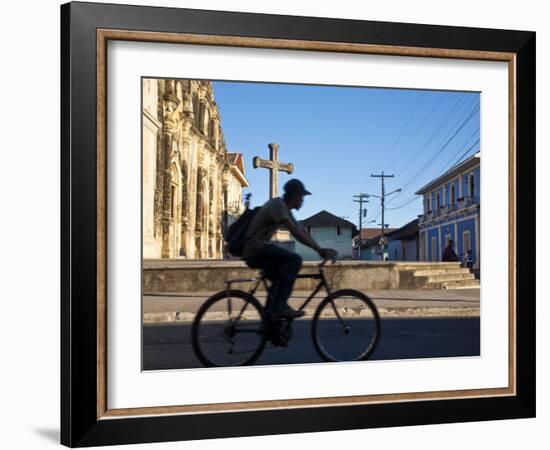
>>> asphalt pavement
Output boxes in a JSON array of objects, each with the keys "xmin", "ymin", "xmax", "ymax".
[{"xmin": 143, "ymin": 316, "xmax": 480, "ymax": 370}]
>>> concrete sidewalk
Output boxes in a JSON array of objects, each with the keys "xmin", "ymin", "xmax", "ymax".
[{"xmin": 143, "ymin": 289, "xmax": 480, "ymax": 323}]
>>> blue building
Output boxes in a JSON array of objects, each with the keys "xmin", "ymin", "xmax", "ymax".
[
  {"xmin": 415, "ymin": 152, "xmax": 480, "ymax": 269},
  {"xmin": 356, "ymin": 236, "xmax": 386, "ymax": 261},
  {"xmin": 386, "ymin": 219, "xmax": 419, "ymax": 261}
]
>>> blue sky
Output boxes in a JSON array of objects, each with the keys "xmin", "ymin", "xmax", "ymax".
[{"xmin": 212, "ymin": 80, "xmax": 480, "ymax": 229}]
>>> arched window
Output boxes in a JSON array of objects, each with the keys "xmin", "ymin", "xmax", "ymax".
[
  {"xmin": 199, "ymin": 102, "xmax": 206, "ymax": 133},
  {"xmin": 192, "ymin": 92, "xmax": 199, "ymax": 128},
  {"xmin": 469, "ymin": 173, "xmax": 475, "ymax": 198}
]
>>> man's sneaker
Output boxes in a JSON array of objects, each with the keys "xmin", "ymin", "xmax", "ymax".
[{"xmin": 274, "ymin": 306, "xmax": 305, "ymax": 320}]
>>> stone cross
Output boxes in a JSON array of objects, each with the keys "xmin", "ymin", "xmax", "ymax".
[{"xmin": 252, "ymin": 143, "xmax": 294, "ymax": 199}]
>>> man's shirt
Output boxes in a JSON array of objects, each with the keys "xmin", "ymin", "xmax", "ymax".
[
  {"xmin": 442, "ymin": 246, "xmax": 458, "ymax": 261},
  {"xmin": 241, "ymin": 196, "xmax": 301, "ymax": 258}
]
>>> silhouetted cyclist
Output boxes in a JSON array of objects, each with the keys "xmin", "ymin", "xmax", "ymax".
[{"xmin": 241, "ymin": 179, "xmax": 337, "ymax": 319}]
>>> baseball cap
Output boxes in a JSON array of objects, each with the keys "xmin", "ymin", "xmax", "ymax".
[{"xmin": 283, "ymin": 178, "xmax": 312, "ymax": 196}]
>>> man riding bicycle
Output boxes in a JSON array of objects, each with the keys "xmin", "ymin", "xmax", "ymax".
[{"xmin": 241, "ymin": 178, "xmax": 338, "ymax": 320}]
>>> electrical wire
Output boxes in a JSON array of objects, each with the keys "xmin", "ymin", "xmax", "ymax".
[
  {"xmin": 384, "ymin": 93, "xmax": 446, "ymax": 169},
  {"xmin": 394, "ymin": 104, "xmax": 480, "ymax": 195},
  {"xmin": 385, "ymin": 119, "xmax": 480, "ymax": 212},
  {"xmin": 394, "ymin": 94, "xmax": 470, "ymax": 179},
  {"xmin": 378, "ymin": 91, "xmax": 426, "ymax": 168}
]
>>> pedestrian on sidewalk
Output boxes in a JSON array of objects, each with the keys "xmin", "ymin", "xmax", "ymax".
[
  {"xmin": 442, "ymin": 239, "xmax": 459, "ymax": 262},
  {"xmin": 241, "ymin": 179, "xmax": 337, "ymax": 319},
  {"xmin": 465, "ymin": 249, "xmax": 474, "ymax": 269}
]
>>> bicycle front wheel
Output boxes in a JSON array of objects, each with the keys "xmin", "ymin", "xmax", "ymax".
[
  {"xmin": 312, "ymin": 289, "xmax": 380, "ymax": 362},
  {"xmin": 191, "ymin": 290, "xmax": 267, "ymax": 367}
]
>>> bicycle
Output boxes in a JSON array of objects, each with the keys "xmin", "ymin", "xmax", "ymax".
[{"xmin": 191, "ymin": 257, "xmax": 381, "ymax": 367}]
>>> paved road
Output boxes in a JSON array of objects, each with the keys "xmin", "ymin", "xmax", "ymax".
[
  {"xmin": 142, "ymin": 317, "xmax": 480, "ymax": 370},
  {"xmin": 143, "ymin": 289, "xmax": 480, "ymax": 323}
]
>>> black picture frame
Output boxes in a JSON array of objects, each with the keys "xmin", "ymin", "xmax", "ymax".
[{"xmin": 61, "ymin": 1, "xmax": 535, "ymax": 447}]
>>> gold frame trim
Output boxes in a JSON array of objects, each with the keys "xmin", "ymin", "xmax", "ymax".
[{"xmin": 96, "ymin": 29, "xmax": 517, "ymax": 420}]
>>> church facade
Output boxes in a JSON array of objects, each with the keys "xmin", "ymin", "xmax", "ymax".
[{"xmin": 142, "ymin": 78, "xmax": 248, "ymax": 259}]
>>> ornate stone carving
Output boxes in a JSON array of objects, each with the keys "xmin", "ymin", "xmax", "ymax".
[
  {"xmin": 153, "ymin": 132, "xmax": 165, "ymax": 235},
  {"xmin": 195, "ymin": 192, "xmax": 204, "ymax": 232},
  {"xmin": 195, "ymin": 168, "xmax": 206, "ymax": 231},
  {"xmin": 181, "ymin": 91, "xmax": 193, "ymax": 117},
  {"xmin": 181, "ymin": 160, "xmax": 189, "ymax": 229},
  {"xmin": 163, "ymin": 105, "xmax": 179, "ymax": 136},
  {"xmin": 192, "ymin": 92, "xmax": 199, "ymax": 128},
  {"xmin": 145, "ymin": 78, "xmax": 248, "ymax": 259},
  {"xmin": 208, "ymin": 178, "xmax": 215, "ymax": 236},
  {"xmin": 195, "ymin": 235, "xmax": 202, "ymax": 258}
]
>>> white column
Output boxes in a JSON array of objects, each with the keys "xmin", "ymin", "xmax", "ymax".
[
  {"xmin": 437, "ymin": 226, "xmax": 442, "ymax": 261},
  {"xmin": 455, "ymin": 222, "xmax": 464, "ymax": 261},
  {"xmin": 425, "ymin": 231, "xmax": 429, "ymax": 262}
]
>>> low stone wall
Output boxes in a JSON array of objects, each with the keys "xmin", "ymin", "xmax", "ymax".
[{"xmin": 143, "ymin": 260, "xmax": 462, "ymax": 293}]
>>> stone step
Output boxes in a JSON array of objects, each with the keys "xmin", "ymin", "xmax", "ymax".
[
  {"xmin": 396, "ymin": 263, "xmax": 461, "ymax": 271},
  {"xmin": 414, "ymin": 268, "xmax": 472, "ymax": 277},
  {"xmin": 427, "ymin": 279, "xmax": 480, "ymax": 289},
  {"xmin": 425, "ymin": 273, "xmax": 475, "ymax": 283}
]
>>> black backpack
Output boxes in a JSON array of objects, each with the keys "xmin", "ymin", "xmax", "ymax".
[{"xmin": 224, "ymin": 194, "xmax": 260, "ymax": 257}]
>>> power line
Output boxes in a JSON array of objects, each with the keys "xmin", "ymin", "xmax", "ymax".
[
  {"xmin": 384, "ymin": 106, "xmax": 479, "ymax": 212},
  {"xmin": 444, "ymin": 138, "xmax": 480, "ymax": 171},
  {"xmin": 386, "ymin": 98, "xmax": 470, "ymax": 207},
  {"xmin": 364, "ymin": 172, "xmax": 401, "ymax": 260},
  {"xmin": 387, "ymin": 198, "xmax": 422, "ymax": 210},
  {"xmin": 353, "ymin": 193, "xmax": 369, "ymax": 259},
  {"xmin": 394, "ymin": 94, "xmax": 470, "ymax": 179},
  {"xmin": 384, "ymin": 93, "xmax": 446, "ymax": 169},
  {"xmin": 386, "ymin": 136, "xmax": 480, "ymax": 212},
  {"xmin": 378, "ymin": 96, "xmax": 480, "ymax": 218},
  {"xmin": 418, "ymin": 127, "xmax": 479, "ymax": 186},
  {"xmin": 376, "ymin": 97, "xmax": 469, "ymax": 211},
  {"xmin": 386, "ymin": 195, "xmax": 419, "ymax": 210},
  {"xmin": 394, "ymin": 104, "xmax": 480, "ymax": 195},
  {"xmin": 378, "ymin": 92, "xmax": 426, "ymax": 168},
  {"xmin": 395, "ymin": 97, "xmax": 476, "ymax": 184}
]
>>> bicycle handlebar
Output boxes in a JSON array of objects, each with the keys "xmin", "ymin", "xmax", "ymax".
[{"xmin": 319, "ymin": 256, "xmax": 336, "ymax": 267}]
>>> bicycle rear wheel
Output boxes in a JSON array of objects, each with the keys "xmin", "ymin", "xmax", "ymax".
[
  {"xmin": 191, "ymin": 290, "xmax": 267, "ymax": 367},
  {"xmin": 312, "ymin": 289, "xmax": 380, "ymax": 362}
]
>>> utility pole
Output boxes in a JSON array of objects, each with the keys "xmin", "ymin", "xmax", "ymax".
[
  {"xmin": 368, "ymin": 172, "xmax": 401, "ymax": 261},
  {"xmin": 353, "ymin": 193, "xmax": 369, "ymax": 260}
]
